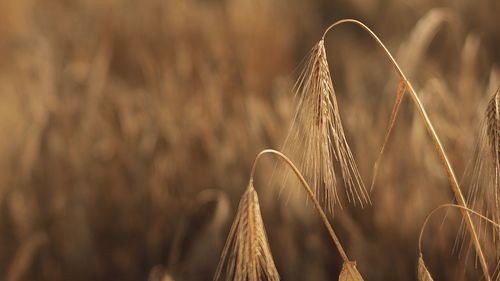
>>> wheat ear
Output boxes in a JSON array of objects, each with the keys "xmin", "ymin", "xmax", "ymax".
[
  {"xmin": 213, "ymin": 184, "xmax": 279, "ymax": 281},
  {"xmin": 485, "ymin": 87, "xmax": 500, "ymax": 218},
  {"xmin": 418, "ymin": 204, "xmax": 500, "ymax": 281},
  {"xmin": 281, "ymin": 39, "xmax": 370, "ymax": 212},
  {"xmin": 322, "ymin": 19, "xmax": 491, "ymax": 281}
]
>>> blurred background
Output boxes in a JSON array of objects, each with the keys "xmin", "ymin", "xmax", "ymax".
[{"xmin": 0, "ymin": 0, "xmax": 499, "ymax": 280}]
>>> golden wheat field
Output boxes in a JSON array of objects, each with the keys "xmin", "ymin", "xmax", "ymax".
[{"xmin": 1, "ymin": 0, "xmax": 500, "ymax": 280}]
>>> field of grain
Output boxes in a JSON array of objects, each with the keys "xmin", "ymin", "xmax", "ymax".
[{"xmin": 0, "ymin": 0, "xmax": 499, "ymax": 280}]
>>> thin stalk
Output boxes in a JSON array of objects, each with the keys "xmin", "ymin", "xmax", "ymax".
[
  {"xmin": 322, "ymin": 19, "xmax": 491, "ymax": 281},
  {"xmin": 419, "ymin": 204, "xmax": 500, "ymax": 255},
  {"xmin": 419, "ymin": 204, "xmax": 500, "ymax": 276},
  {"xmin": 249, "ymin": 149, "xmax": 355, "ymax": 275}
]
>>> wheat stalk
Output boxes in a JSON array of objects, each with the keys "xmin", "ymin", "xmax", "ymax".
[
  {"xmin": 322, "ymin": 19, "xmax": 492, "ymax": 281},
  {"xmin": 418, "ymin": 204, "xmax": 500, "ymax": 281},
  {"xmin": 281, "ymin": 39, "xmax": 370, "ymax": 212}
]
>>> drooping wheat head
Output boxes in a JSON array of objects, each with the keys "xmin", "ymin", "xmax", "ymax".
[
  {"xmin": 213, "ymin": 183, "xmax": 279, "ymax": 281},
  {"xmin": 281, "ymin": 39, "xmax": 370, "ymax": 212}
]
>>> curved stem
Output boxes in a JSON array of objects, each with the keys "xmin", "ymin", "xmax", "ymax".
[
  {"xmin": 418, "ymin": 204, "xmax": 500, "ymax": 275},
  {"xmin": 322, "ymin": 19, "xmax": 405, "ymax": 77},
  {"xmin": 323, "ymin": 19, "xmax": 491, "ymax": 281},
  {"xmin": 249, "ymin": 149, "xmax": 354, "ymax": 272}
]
